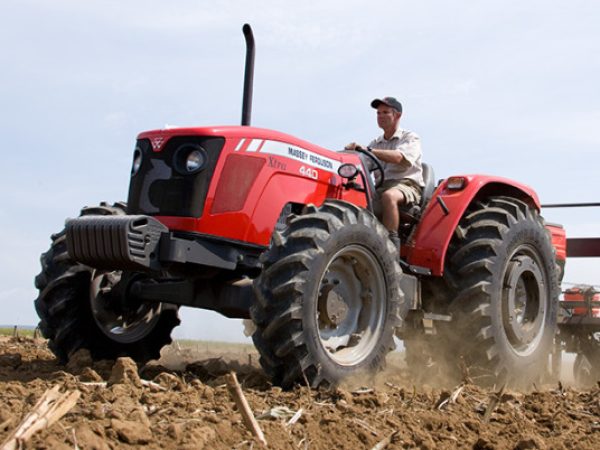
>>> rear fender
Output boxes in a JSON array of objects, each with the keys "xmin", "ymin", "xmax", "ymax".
[
  {"xmin": 546, "ymin": 223, "xmax": 566, "ymax": 281},
  {"xmin": 407, "ymin": 175, "xmax": 540, "ymax": 276}
]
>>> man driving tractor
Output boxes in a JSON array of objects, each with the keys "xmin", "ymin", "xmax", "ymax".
[{"xmin": 346, "ymin": 96, "xmax": 425, "ymax": 250}]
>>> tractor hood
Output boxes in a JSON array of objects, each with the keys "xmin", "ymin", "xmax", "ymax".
[
  {"xmin": 137, "ymin": 125, "xmax": 336, "ymax": 156},
  {"xmin": 128, "ymin": 125, "xmax": 364, "ymax": 246}
]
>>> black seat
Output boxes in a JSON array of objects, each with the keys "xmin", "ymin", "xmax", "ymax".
[{"xmin": 420, "ymin": 163, "xmax": 436, "ymax": 208}]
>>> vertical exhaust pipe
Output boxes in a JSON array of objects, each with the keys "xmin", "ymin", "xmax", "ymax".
[{"xmin": 241, "ymin": 24, "xmax": 255, "ymax": 126}]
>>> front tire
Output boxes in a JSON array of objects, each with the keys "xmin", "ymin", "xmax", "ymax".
[
  {"xmin": 34, "ymin": 202, "xmax": 180, "ymax": 363},
  {"xmin": 251, "ymin": 200, "xmax": 405, "ymax": 388},
  {"xmin": 443, "ymin": 196, "xmax": 559, "ymax": 387}
]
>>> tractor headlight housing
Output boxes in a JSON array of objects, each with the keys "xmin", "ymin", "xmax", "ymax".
[
  {"xmin": 338, "ymin": 163, "xmax": 359, "ymax": 179},
  {"xmin": 446, "ymin": 176, "xmax": 467, "ymax": 190},
  {"xmin": 131, "ymin": 147, "xmax": 143, "ymax": 176},
  {"xmin": 174, "ymin": 144, "xmax": 208, "ymax": 175}
]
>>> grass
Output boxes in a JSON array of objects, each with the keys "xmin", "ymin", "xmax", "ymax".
[
  {"xmin": 0, "ymin": 328, "xmax": 255, "ymax": 352},
  {"xmin": 0, "ymin": 327, "xmax": 36, "ymax": 337},
  {"xmin": 173, "ymin": 339, "xmax": 256, "ymax": 353}
]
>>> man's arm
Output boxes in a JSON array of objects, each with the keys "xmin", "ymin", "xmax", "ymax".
[
  {"xmin": 345, "ymin": 143, "xmax": 405, "ymax": 163},
  {"xmin": 370, "ymin": 148, "xmax": 405, "ymax": 165},
  {"xmin": 372, "ymin": 133, "xmax": 421, "ymax": 168}
]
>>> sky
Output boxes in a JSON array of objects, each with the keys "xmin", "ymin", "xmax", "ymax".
[{"xmin": 1, "ymin": 0, "xmax": 599, "ymax": 342}]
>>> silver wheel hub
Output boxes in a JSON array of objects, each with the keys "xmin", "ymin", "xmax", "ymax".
[
  {"xmin": 502, "ymin": 251, "xmax": 546, "ymax": 356},
  {"xmin": 316, "ymin": 245, "xmax": 387, "ymax": 366},
  {"xmin": 90, "ymin": 270, "xmax": 161, "ymax": 344}
]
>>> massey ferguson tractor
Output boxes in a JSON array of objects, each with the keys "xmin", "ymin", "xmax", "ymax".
[{"xmin": 35, "ymin": 25, "xmax": 570, "ymax": 389}]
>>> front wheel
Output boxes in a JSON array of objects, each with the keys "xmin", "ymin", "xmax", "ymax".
[
  {"xmin": 251, "ymin": 200, "xmax": 405, "ymax": 388},
  {"xmin": 34, "ymin": 202, "xmax": 180, "ymax": 363}
]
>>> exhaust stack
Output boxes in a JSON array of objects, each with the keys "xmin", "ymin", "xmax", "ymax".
[{"xmin": 241, "ymin": 24, "xmax": 255, "ymax": 126}]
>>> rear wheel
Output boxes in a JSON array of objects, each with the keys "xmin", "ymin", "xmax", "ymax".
[
  {"xmin": 34, "ymin": 202, "xmax": 180, "ymax": 363},
  {"xmin": 251, "ymin": 200, "xmax": 405, "ymax": 388},
  {"xmin": 443, "ymin": 196, "xmax": 559, "ymax": 387}
]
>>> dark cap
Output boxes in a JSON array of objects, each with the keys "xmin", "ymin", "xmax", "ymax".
[{"xmin": 371, "ymin": 97, "xmax": 402, "ymax": 113}]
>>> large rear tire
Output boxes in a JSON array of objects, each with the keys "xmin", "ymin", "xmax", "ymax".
[
  {"xmin": 34, "ymin": 202, "xmax": 180, "ymax": 363},
  {"xmin": 443, "ymin": 196, "xmax": 559, "ymax": 387},
  {"xmin": 251, "ymin": 200, "xmax": 405, "ymax": 388}
]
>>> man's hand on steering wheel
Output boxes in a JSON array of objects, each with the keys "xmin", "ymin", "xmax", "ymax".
[{"xmin": 350, "ymin": 145, "xmax": 385, "ymax": 189}]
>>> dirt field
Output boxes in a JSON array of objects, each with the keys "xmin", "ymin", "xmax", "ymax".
[{"xmin": 1, "ymin": 336, "xmax": 599, "ymax": 449}]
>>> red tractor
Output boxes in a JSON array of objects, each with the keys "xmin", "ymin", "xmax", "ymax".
[{"xmin": 34, "ymin": 25, "xmax": 564, "ymax": 388}]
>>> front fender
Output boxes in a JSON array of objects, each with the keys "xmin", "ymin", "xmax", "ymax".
[
  {"xmin": 407, "ymin": 175, "xmax": 540, "ymax": 276},
  {"xmin": 247, "ymin": 171, "xmax": 368, "ymax": 245}
]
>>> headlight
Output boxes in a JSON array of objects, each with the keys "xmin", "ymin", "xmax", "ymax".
[
  {"xmin": 174, "ymin": 144, "xmax": 207, "ymax": 175},
  {"xmin": 338, "ymin": 163, "xmax": 359, "ymax": 179},
  {"xmin": 446, "ymin": 176, "xmax": 466, "ymax": 190},
  {"xmin": 131, "ymin": 147, "xmax": 143, "ymax": 176},
  {"xmin": 186, "ymin": 150, "xmax": 205, "ymax": 172}
]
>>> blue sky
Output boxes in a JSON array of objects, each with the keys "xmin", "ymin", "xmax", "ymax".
[{"xmin": 1, "ymin": 1, "xmax": 599, "ymax": 341}]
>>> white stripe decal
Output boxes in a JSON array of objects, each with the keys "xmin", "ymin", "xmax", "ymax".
[
  {"xmin": 234, "ymin": 139, "xmax": 246, "ymax": 152},
  {"xmin": 260, "ymin": 140, "xmax": 341, "ymax": 174},
  {"xmin": 246, "ymin": 139, "xmax": 263, "ymax": 152}
]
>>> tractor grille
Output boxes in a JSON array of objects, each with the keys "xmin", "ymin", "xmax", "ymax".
[{"xmin": 127, "ymin": 136, "xmax": 225, "ymax": 217}]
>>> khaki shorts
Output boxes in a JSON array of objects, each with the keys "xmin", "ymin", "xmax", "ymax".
[{"xmin": 373, "ymin": 179, "xmax": 423, "ymax": 217}]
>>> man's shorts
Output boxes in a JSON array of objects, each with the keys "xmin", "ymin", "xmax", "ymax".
[{"xmin": 373, "ymin": 179, "xmax": 423, "ymax": 217}]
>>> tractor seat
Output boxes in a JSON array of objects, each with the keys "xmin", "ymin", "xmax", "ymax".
[{"xmin": 398, "ymin": 163, "xmax": 436, "ymax": 224}]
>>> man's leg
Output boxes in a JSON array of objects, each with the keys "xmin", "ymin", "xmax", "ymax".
[
  {"xmin": 380, "ymin": 189, "xmax": 405, "ymax": 231},
  {"xmin": 380, "ymin": 189, "xmax": 405, "ymax": 253}
]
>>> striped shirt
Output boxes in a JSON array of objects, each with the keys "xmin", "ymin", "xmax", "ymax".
[{"xmin": 368, "ymin": 128, "xmax": 424, "ymax": 187}]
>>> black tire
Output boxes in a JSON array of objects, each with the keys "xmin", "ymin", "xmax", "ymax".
[
  {"xmin": 443, "ymin": 196, "xmax": 559, "ymax": 387},
  {"xmin": 250, "ymin": 200, "xmax": 405, "ymax": 389},
  {"xmin": 34, "ymin": 202, "xmax": 180, "ymax": 363}
]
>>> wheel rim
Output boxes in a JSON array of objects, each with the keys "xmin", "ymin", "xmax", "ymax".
[
  {"xmin": 90, "ymin": 270, "xmax": 161, "ymax": 344},
  {"xmin": 501, "ymin": 246, "xmax": 547, "ymax": 357},
  {"xmin": 316, "ymin": 244, "xmax": 387, "ymax": 366}
]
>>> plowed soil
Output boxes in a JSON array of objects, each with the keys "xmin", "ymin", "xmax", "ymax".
[{"xmin": 1, "ymin": 336, "xmax": 599, "ymax": 449}]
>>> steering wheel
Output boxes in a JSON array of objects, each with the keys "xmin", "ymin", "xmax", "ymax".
[{"xmin": 353, "ymin": 146, "xmax": 385, "ymax": 189}]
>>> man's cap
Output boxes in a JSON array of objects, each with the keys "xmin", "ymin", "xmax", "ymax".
[{"xmin": 371, "ymin": 97, "xmax": 402, "ymax": 113}]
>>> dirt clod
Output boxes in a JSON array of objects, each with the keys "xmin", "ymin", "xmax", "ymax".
[
  {"xmin": 108, "ymin": 357, "xmax": 142, "ymax": 388},
  {"xmin": 0, "ymin": 353, "xmax": 22, "ymax": 368},
  {"xmin": 79, "ymin": 367, "xmax": 103, "ymax": 382},
  {"xmin": 66, "ymin": 348, "xmax": 93, "ymax": 373},
  {"xmin": 74, "ymin": 423, "xmax": 110, "ymax": 450},
  {"xmin": 515, "ymin": 436, "xmax": 546, "ymax": 450},
  {"xmin": 111, "ymin": 418, "xmax": 152, "ymax": 445}
]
